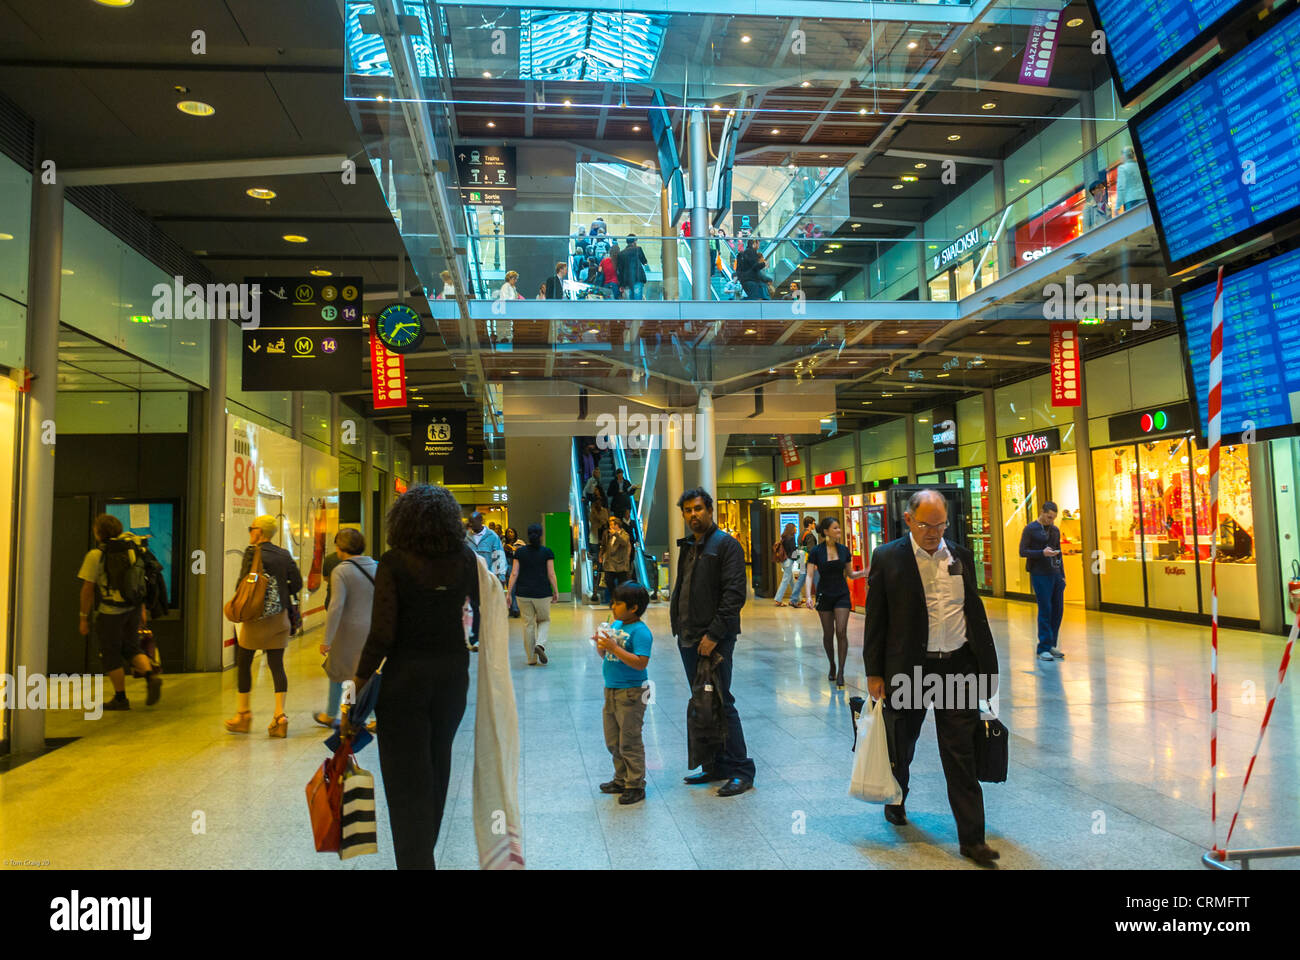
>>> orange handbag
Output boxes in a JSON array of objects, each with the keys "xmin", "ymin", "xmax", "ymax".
[
  {"xmin": 224, "ymin": 543, "xmax": 268, "ymax": 623},
  {"xmin": 306, "ymin": 743, "xmax": 349, "ymax": 853}
]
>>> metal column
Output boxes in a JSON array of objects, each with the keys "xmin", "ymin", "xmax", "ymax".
[
  {"xmin": 1073, "ymin": 360, "xmax": 1101, "ymax": 610},
  {"xmin": 11, "ymin": 172, "xmax": 63, "ymax": 755},
  {"xmin": 661, "ymin": 185, "xmax": 679, "ymax": 300},
  {"xmin": 688, "ymin": 106, "xmax": 711, "ymax": 300},
  {"xmin": 198, "ymin": 318, "xmax": 228, "ymax": 671},
  {"xmin": 905, "ymin": 413, "xmax": 917, "ymax": 481},
  {"xmin": 329, "ymin": 394, "xmax": 340, "ymax": 459},
  {"xmin": 665, "ymin": 415, "xmax": 685, "ymax": 586},
  {"xmin": 696, "ymin": 387, "xmax": 717, "ymax": 499},
  {"xmin": 1251, "ymin": 443, "xmax": 1283, "ymax": 635},
  {"xmin": 290, "ymin": 391, "xmax": 303, "ymax": 441},
  {"xmin": 983, "ymin": 389, "xmax": 1006, "ymax": 597}
]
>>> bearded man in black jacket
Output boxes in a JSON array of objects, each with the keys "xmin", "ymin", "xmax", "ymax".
[{"xmin": 671, "ymin": 487, "xmax": 756, "ymax": 796}]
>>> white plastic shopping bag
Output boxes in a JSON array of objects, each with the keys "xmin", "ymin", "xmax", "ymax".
[{"xmin": 849, "ymin": 698, "xmax": 903, "ymax": 805}]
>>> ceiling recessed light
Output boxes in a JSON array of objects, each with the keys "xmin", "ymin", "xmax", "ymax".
[
  {"xmin": 905, "ymin": 385, "xmax": 916, "ymax": 390},
  {"xmin": 852, "ymin": 222, "xmax": 861, "ymax": 228},
  {"xmin": 1066, "ymin": 17, "xmax": 1084, "ymax": 27},
  {"xmin": 982, "ymin": 102, "xmax": 997, "ymax": 110},
  {"xmin": 587, "ymin": 327, "xmax": 599, "ymax": 334},
  {"xmin": 947, "ymin": 134, "xmax": 961, "ymax": 141},
  {"xmin": 486, "ymin": 121, "xmax": 496, "ymax": 128},
  {"xmin": 246, "ymin": 187, "xmax": 276, "ymax": 200},
  {"xmin": 176, "ymin": 100, "xmax": 215, "ymax": 117},
  {"xmin": 578, "ymin": 360, "xmax": 590, "ymax": 364},
  {"xmin": 61, "ymin": 268, "xmax": 75, "ymax": 276},
  {"xmin": 482, "ymin": 71, "xmax": 492, "ymax": 78},
  {"xmin": 632, "ymin": 125, "xmax": 641, "ymax": 131},
  {"xmin": 94, "ymin": 0, "xmax": 134, "ymax": 6},
  {"xmin": 872, "ymin": 202, "xmax": 884, "ymax": 208},
  {"xmin": 310, "ymin": 268, "xmax": 332, "ymax": 277},
  {"xmin": 914, "ymin": 162, "xmax": 927, "ymax": 169},
  {"xmin": 907, "ymin": 41, "xmax": 918, "ymax": 50},
  {"xmin": 881, "ymin": 393, "xmax": 893, "ymax": 398},
  {"xmin": 1018, "ymin": 178, "xmax": 1032, "ymax": 184},
  {"xmin": 1016, "ymin": 339, "xmax": 1031, "ymax": 345},
  {"xmin": 937, "ymin": 372, "xmax": 950, "ymax": 378},
  {"xmin": 282, "ymin": 234, "xmax": 308, "ymax": 243},
  {"xmin": 918, "ymin": 418, "xmax": 929, "ymax": 423},
  {"xmin": 993, "ymin": 45, "xmax": 1004, "ymax": 52},
  {"xmin": 805, "ymin": 265, "xmax": 816, "ymax": 269},
  {"xmin": 848, "ymin": 360, "xmax": 858, "ymax": 365},
  {"xmin": 771, "ymin": 128, "xmax": 780, "ymax": 134},
  {"xmin": 898, "ymin": 329, "xmax": 909, "ymax": 334},
  {"xmin": 901, "ymin": 175, "xmax": 917, "ymax": 182},
  {"xmin": 713, "ymin": 104, "xmax": 722, "ymax": 111},
  {"xmin": 741, "ymin": 35, "xmax": 752, "ymax": 43},
  {"xmin": 509, "ymin": 370, "xmax": 519, "ymax": 375},
  {"xmin": 819, "ymin": 153, "xmax": 828, "ymax": 159},
  {"xmin": 892, "ymin": 184, "xmax": 904, "ymax": 190},
  {"xmin": 800, "ymin": 80, "xmax": 810, "ymax": 88}
]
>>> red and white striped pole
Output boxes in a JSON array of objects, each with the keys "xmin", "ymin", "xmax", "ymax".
[{"xmin": 1207, "ymin": 265, "xmax": 1224, "ymax": 856}]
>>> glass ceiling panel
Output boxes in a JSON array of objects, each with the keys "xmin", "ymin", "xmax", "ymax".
[{"xmin": 518, "ymin": 10, "xmax": 668, "ymax": 82}]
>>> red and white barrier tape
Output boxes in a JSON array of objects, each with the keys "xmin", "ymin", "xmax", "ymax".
[{"xmin": 1207, "ymin": 265, "xmax": 1223, "ymax": 853}]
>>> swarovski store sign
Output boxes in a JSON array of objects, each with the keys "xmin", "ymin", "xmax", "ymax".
[{"xmin": 932, "ymin": 228, "xmax": 981, "ymax": 273}]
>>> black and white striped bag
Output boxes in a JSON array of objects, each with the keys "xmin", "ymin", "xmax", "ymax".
[{"xmin": 339, "ymin": 760, "xmax": 378, "ymax": 860}]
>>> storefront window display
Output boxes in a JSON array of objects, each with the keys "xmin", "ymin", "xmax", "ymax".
[
  {"xmin": 0, "ymin": 380, "xmax": 15, "ymax": 745},
  {"xmin": 1092, "ymin": 445, "xmax": 1147, "ymax": 606},
  {"xmin": 1000, "ymin": 459, "xmax": 1038, "ymax": 595},
  {"xmin": 1192, "ymin": 443, "xmax": 1257, "ymax": 621},
  {"xmin": 1048, "ymin": 453, "xmax": 1085, "ymax": 602},
  {"xmin": 920, "ymin": 467, "xmax": 992, "ymax": 591},
  {"xmin": 717, "ymin": 499, "xmax": 753, "ymax": 563},
  {"xmin": 1091, "ymin": 438, "xmax": 1258, "ymax": 620}
]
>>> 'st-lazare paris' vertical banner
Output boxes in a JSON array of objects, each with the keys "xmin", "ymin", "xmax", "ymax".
[
  {"xmin": 1019, "ymin": 9, "xmax": 1061, "ymax": 87},
  {"xmin": 1050, "ymin": 323, "xmax": 1082, "ymax": 407}
]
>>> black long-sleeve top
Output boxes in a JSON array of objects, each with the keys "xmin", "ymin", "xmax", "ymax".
[
  {"xmin": 355, "ymin": 545, "xmax": 480, "ymax": 680},
  {"xmin": 1019, "ymin": 521, "xmax": 1063, "ymax": 577}
]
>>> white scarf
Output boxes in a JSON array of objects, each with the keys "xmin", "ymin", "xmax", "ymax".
[{"xmin": 471, "ymin": 553, "xmax": 525, "ymax": 868}]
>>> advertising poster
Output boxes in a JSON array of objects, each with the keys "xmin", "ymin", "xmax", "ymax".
[{"xmin": 223, "ymin": 415, "xmax": 338, "ymax": 667}]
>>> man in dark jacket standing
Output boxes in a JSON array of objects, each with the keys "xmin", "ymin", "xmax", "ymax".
[
  {"xmin": 616, "ymin": 234, "xmax": 649, "ymax": 300},
  {"xmin": 863, "ymin": 489, "xmax": 1001, "ymax": 865},
  {"xmin": 671, "ymin": 487, "xmax": 756, "ymax": 796},
  {"xmin": 735, "ymin": 238, "xmax": 768, "ymax": 300},
  {"xmin": 543, "ymin": 261, "xmax": 568, "ymax": 300}
]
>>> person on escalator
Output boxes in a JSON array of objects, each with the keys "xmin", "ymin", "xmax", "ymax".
[
  {"xmin": 588, "ymin": 491, "xmax": 610, "ymax": 602},
  {"xmin": 607, "ymin": 468, "xmax": 637, "ymax": 519},
  {"xmin": 583, "ymin": 466, "xmax": 603, "ymax": 505},
  {"xmin": 736, "ymin": 238, "xmax": 769, "ymax": 300},
  {"xmin": 600, "ymin": 242, "xmax": 622, "ymax": 300},
  {"xmin": 599, "ymin": 514, "xmax": 633, "ymax": 604},
  {"xmin": 616, "ymin": 235, "xmax": 649, "ymax": 301}
]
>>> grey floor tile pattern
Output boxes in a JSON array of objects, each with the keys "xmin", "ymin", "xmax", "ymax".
[{"xmin": 3, "ymin": 592, "xmax": 1298, "ymax": 869}]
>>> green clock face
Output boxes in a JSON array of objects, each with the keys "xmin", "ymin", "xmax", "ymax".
[{"xmin": 375, "ymin": 303, "xmax": 425, "ymax": 354}]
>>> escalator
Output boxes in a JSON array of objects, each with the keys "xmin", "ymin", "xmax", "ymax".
[{"xmin": 572, "ymin": 436, "xmax": 658, "ymax": 603}]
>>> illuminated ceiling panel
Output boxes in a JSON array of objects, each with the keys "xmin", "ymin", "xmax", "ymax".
[{"xmin": 519, "ymin": 10, "xmax": 668, "ymax": 82}]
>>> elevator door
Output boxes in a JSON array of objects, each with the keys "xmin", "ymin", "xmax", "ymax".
[{"xmin": 49, "ymin": 495, "xmax": 95, "ymax": 674}]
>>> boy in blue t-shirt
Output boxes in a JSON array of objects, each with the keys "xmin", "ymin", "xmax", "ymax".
[{"xmin": 594, "ymin": 581, "xmax": 653, "ymax": 805}]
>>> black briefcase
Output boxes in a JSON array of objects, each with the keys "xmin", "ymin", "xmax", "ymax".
[{"xmin": 974, "ymin": 715, "xmax": 1008, "ymax": 783}]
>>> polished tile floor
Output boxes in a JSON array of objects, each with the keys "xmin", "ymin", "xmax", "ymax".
[{"xmin": 2, "ymin": 593, "xmax": 1297, "ymax": 869}]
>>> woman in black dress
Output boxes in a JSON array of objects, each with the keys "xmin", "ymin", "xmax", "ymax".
[
  {"xmin": 802, "ymin": 516, "xmax": 866, "ymax": 688},
  {"xmin": 352, "ymin": 485, "xmax": 480, "ymax": 869}
]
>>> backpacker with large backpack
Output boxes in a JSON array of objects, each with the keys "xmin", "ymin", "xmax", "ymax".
[{"xmin": 98, "ymin": 534, "xmax": 148, "ymax": 610}]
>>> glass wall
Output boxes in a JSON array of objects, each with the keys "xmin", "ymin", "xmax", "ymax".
[
  {"xmin": 0, "ymin": 153, "xmax": 30, "ymax": 369},
  {"xmin": 1049, "ymin": 452, "xmax": 1085, "ymax": 602},
  {"xmin": 1093, "ymin": 444, "xmax": 1146, "ymax": 606}
]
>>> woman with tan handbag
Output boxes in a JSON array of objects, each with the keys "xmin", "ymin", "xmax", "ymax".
[{"xmin": 224, "ymin": 515, "xmax": 303, "ymax": 736}]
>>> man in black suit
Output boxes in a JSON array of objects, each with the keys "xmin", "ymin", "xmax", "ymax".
[
  {"xmin": 863, "ymin": 489, "xmax": 1001, "ymax": 866},
  {"xmin": 671, "ymin": 487, "xmax": 756, "ymax": 796}
]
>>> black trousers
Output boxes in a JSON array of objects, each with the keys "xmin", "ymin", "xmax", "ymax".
[
  {"xmin": 884, "ymin": 643, "xmax": 985, "ymax": 846},
  {"xmin": 679, "ymin": 635, "xmax": 757, "ymax": 782},
  {"xmin": 375, "ymin": 654, "xmax": 469, "ymax": 869}
]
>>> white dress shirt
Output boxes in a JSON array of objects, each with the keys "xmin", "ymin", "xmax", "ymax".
[{"xmin": 910, "ymin": 534, "xmax": 968, "ymax": 653}]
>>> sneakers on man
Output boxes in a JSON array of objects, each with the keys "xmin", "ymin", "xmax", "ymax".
[
  {"xmin": 145, "ymin": 674, "xmax": 163, "ymax": 705},
  {"xmin": 1050, "ymin": 647, "xmax": 1065, "ymax": 660},
  {"xmin": 1037, "ymin": 651, "xmax": 1055, "ymax": 661},
  {"xmin": 619, "ymin": 787, "xmax": 646, "ymax": 805},
  {"xmin": 103, "ymin": 696, "xmax": 130, "ymax": 711},
  {"xmin": 536, "ymin": 645, "xmax": 548, "ymax": 665}
]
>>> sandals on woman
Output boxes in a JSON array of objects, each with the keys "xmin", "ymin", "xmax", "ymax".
[
  {"xmin": 224, "ymin": 710, "xmax": 252, "ymax": 734},
  {"xmin": 268, "ymin": 713, "xmax": 289, "ymax": 738}
]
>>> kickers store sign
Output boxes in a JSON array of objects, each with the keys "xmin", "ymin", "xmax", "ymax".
[{"xmin": 1004, "ymin": 427, "xmax": 1061, "ymax": 459}]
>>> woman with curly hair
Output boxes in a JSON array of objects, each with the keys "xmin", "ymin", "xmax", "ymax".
[{"xmin": 353, "ymin": 484, "xmax": 481, "ymax": 869}]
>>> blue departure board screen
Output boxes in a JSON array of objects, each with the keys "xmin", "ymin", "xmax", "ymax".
[
  {"xmin": 1133, "ymin": 8, "xmax": 1300, "ymax": 273},
  {"xmin": 1179, "ymin": 246, "xmax": 1300, "ymax": 443},
  {"xmin": 1089, "ymin": 0, "xmax": 1250, "ymax": 101}
]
